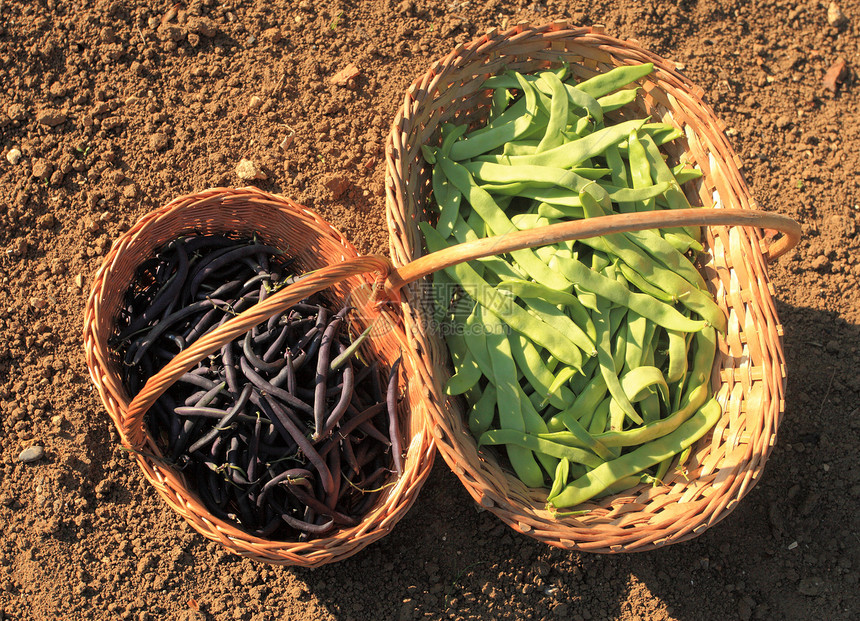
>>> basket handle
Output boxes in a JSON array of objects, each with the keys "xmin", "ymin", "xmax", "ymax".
[
  {"xmin": 383, "ymin": 208, "xmax": 799, "ymax": 296},
  {"xmin": 122, "ymin": 255, "xmax": 391, "ymax": 450}
]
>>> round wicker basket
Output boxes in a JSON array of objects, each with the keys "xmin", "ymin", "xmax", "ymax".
[
  {"xmin": 83, "ymin": 187, "xmax": 435, "ymax": 566},
  {"xmin": 384, "ymin": 22, "xmax": 798, "ymax": 552}
]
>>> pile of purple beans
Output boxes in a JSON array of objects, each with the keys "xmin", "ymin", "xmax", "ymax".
[{"xmin": 112, "ymin": 235, "xmax": 402, "ymax": 540}]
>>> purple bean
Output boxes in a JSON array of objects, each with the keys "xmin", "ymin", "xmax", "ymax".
[
  {"xmin": 171, "ymin": 418, "xmax": 201, "ymax": 460},
  {"xmin": 313, "ymin": 316, "xmax": 343, "ymax": 439},
  {"xmin": 242, "ymin": 330, "xmax": 285, "ymax": 373},
  {"xmin": 247, "ymin": 417, "xmax": 262, "ymax": 483},
  {"xmin": 284, "ymin": 485, "xmax": 357, "ymax": 526},
  {"xmin": 271, "ymin": 499, "xmax": 335, "ymax": 535},
  {"xmin": 188, "ymin": 244, "xmax": 282, "ymax": 298},
  {"xmin": 184, "ymin": 306, "xmax": 222, "ymax": 344},
  {"xmin": 239, "ymin": 357, "xmax": 314, "ymax": 416},
  {"xmin": 187, "ymin": 384, "xmax": 252, "ymax": 454},
  {"xmin": 222, "ymin": 341, "xmax": 240, "ymax": 395},
  {"xmin": 196, "ymin": 277, "xmax": 243, "ymax": 301},
  {"xmin": 387, "ymin": 356, "xmax": 404, "ymax": 476},
  {"xmin": 175, "ymin": 405, "xmax": 275, "ymax": 426},
  {"xmin": 319, "ymin": 346, "xmax": 354, "ymax": 439},
  {"xmin": 318, "ymin": 402, "xmax": 387, "ymax": 456},
  {"xmin": 261, "ymin": 395, "xmax": 334, "ymax": 496},
  {"xmin": 256, "ymin": 468, "xmax": 313, "ymax": 514},
  {"xmin": 262, "ymin": 324, "xmax": 292, "ymax": 364},
  {"xmin": 341, "ymin": 435, "xmax": 360, "ymax": 475},
  {"xmin": 325, "ymin": 447, "xmax": 341, "ymax": 511}
]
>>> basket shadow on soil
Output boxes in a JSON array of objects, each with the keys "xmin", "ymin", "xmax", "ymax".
[{"xmin": 290, "ymin": 300, "xmax": 859, "ymax": 621}]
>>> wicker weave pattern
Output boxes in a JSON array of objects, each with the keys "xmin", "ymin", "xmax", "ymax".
[
  {"xmin": 384, "ymin": 23, "xmax": 790, "ymax": 552},
  {"xmin": 84, "ymin": 187, "xmax": 435, "ymax": 566}
]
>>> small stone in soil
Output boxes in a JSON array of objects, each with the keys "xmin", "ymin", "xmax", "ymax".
[
  {"xmin": 6, "ymin": 148, "xmax": 22, "ymax": 165},
  {"xmin": 18, "ymin": 446, "xmax": 45, "ymax": 463},
  {"xmin": 149, "ymin": 133, "xmax": 169, "ymax": 151},
  {"xmin": 827, "ymin": 2, "xmax": 848, "ymax": 27},
  {"xmin": 236, "ymin": 158, "xmax": 267, "ymax": 180}
]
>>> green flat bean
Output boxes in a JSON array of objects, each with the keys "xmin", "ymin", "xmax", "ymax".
[
  {"xmin": 451, "ymin": 216, "xmax": 526, "ymax": 282},
  {"xmin": 490, "ymin": 119, "xmax": 645, "ymax": 169},
  {"xmin": 617, "ymin": 261, "xmax": 675, "ymax": 303},
  {"xmin": 508, "ymin": 332, "xmax": 574, "ymax": 411},
  {"xmin": 619, "ymin": 366, "xmax": 670, "ymax": 404},
  {"xmin": 666, "ymin": 327, "xmax": 689, "ymax": 383},
  {"xmin": 496, "ymin": 279, "xmax": 596, "ymax": 342},
  {"xmin": 547, "ymin": 458, "xmax": 570, "ymax": 503},
  {"xmin": 593, "ymin": 295, "xmax": 642, "ymax": 425},
  {"xmin": 549, "ymin": 397, "xmax": 721, "ymax": 508},
  {"xmin": 489, "ymin": 87, "xmax": 511, "ymax": 122},
  {"xmin": 464, "ymin": 160, "xmax": 595, "ymax": 194},
  {"xmin": 596, "ymin": 87, "xmax": 640, "ymax": 113},
  {"xmin": 536, "ymin": 71, "xmax": 568, "ymax": 153},
  {"xmin": 485, "ymin": 315, "xmax": 545, "ymax": 487},
  {"xmin": 469, "ymin": 384, "xmax": 497, "ymax": 437},
  {"xmin": 573, "ymin": 63, "xmax": 654, "ymax": 99},
  {"xmin": 547, "ymin": 372, "xmax": 608, "ymax": 433},
  {"xmin": 555, "ymin": 256, "xmax": 707, "ymax": 332},
  {"xmin": 445, "ymin": 348, "xmax": 482, "ymax": 395},
  {"xmin": 580, "ymin": 187, "xmax": 726, "ymax": 331},
  {"xmin": 640, "ymin": 390, "xmax": 662, "ymax": 424},
  {"xmin": 525, "ymin": 296, "xmax": 596, "ymax": 356},
  {"xmin": 478, "ymin": 429, "xmax": 604, "ymax": 469},
  {"xmin": 588, "ymin": 396, "xmax": 612, "ymax": 435},
  {"xmin": 463, "ymin": 304, "xmax": 496, "ymax": 378},
  {"xmin": 517, "ymin": 380, "xmax": 560, "ymax": 476}
]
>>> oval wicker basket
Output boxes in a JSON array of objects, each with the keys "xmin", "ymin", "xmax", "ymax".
[
  {"xmin": 384, "ymin": 22, "xmax": 798, "ymax": 552},
  {"xmin": 83, "ymin": 187, "xmax": 435, "ymax": 567}
]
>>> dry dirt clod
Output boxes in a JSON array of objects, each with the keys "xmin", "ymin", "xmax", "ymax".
[
  {"xmin": 100, "ymin": 26, "xmax": 117, "ymax": 44},
  {"xmin": 36, "ymin": 109, "xmax": 67, "ymax": 127},
  {"xmin": 330, "ymin": 63, "xmax": 361, "ymax": 88},
  {"xmin": 322, "ymin": 174, "xmax": 350, "ymax": 199},
  {"xmin": 18, "ymin": 446, "xmax": 45, "ymax": 463},
  {"xmin": 187, "ymin": 16, "xmax": 218, "ymax": 38},
  {"xmin": 6, "ymin": 148, "xmax": 22, "ymax": 165},
  {"xmin": 149, "ymin": 132, "xmax": 169, "ymax": 152},
  {"xmin": 6, "ymin": 103, "xmax": 27, "ymax": 121},
  {"xmin": 236, "ymin": 158, "xmax": 267, "ymax": 180},
  {"xmin": 32, "ymin": 159, "xmax": 53, "ymax": 179},
  {"xmin": 8, "ymin": 238, "xmax": 27, "ymax": 256},
  {"xmin": 827, "ymin": 2, "xmax": 848, "ymax": 27},
  {"xmin": 823, "ymin": 58, "xmax": 849, "ymax": 92}
]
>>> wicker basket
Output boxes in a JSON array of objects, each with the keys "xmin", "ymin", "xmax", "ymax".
[
  {"xmin": 83, "ymin": 187, "xmax": 435, "ymax": 567},
  {"xmin": 384, "ymin": 23, "xmax": 800, "ymax": 552}
]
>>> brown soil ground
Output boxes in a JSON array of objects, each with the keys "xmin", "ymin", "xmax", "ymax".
[{"xmin": 1, "ymin": 1, "xmax": 858, "ymax": 620}]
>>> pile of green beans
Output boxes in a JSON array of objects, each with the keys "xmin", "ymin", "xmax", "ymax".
[{"xmin": 421, "ymin": 63, "xmax": 724, "ymax": 510}]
